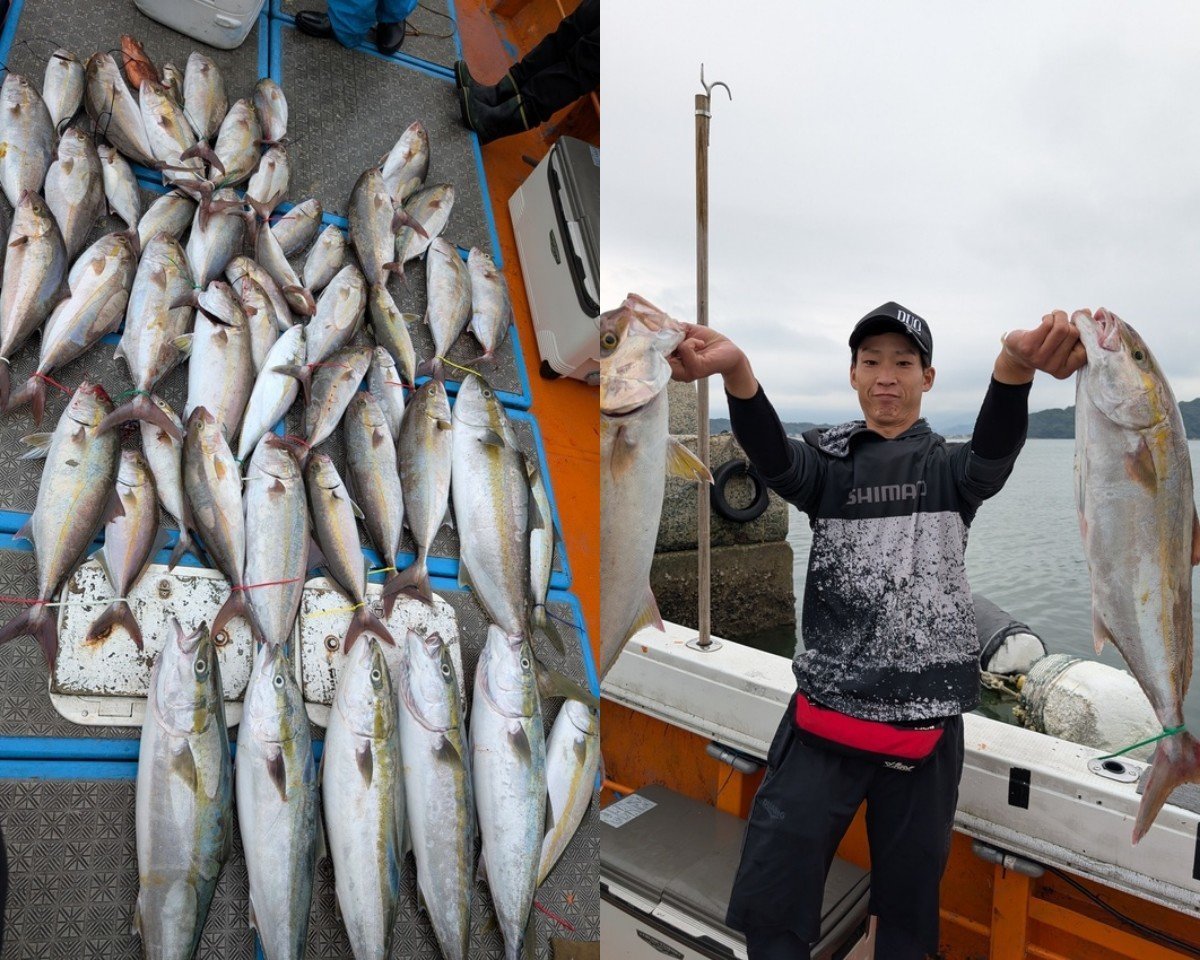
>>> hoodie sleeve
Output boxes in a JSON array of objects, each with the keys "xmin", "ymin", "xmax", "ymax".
[
  {"xmin": 954, "ymin": 376, "xmax": 1031, "ymax": 509},
  {"xmin": 728, "ymin": 385, "xmax": 825, "ymax": 513}
]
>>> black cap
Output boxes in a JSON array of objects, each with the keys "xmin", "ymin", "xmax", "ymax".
[{"xmin": 848, "ymin": 302, "xmax": 933, "ymax": 364}]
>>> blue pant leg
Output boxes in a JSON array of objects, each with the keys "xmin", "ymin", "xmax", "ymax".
[
  {"xmin": 377, "ymin": 0, "xmax": 418, "ymax": 22},
  {"xmin": 326, "ymin": 0, "xmax": 376, "ymax": 47}
]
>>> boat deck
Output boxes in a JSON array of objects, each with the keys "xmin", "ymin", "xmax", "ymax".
[{"xmin": 0, "ymin": 0, "xmax": 599, "ymax": 955}]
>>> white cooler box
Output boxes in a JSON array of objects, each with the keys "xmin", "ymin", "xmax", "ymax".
[
  {"xmin": 135, "ymin": 0, "xmax": 264, "ymax": 50},
  {"xmin": 601, "ymin": 786, "xmax": 875, "ymax": 960},
  {"xmin": 509, "ymin": 136, "xmax": 600, "ymax": 385}
]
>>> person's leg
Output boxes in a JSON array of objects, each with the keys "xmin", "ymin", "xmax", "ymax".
[
  {"xmin": 726, "ymin": 700, "xmax": 872, "ymax": 953},
  {"xmin": 323, "ymin": 0, "xmax": 377, "ymax": 48},
  {"xmin": 863, "ymin": 716, "xmax": 965, "ymax": 959},
  {"xmin": 516, "ymin": 23, "xmax": 598, "ymax": 124},
  {"xmin": 375, "ymin": 0, "xmax": 417, "ymax": 53},
  {"xmin": 744, "ymin": 927, "xmax": 811, "ymax": 960}
]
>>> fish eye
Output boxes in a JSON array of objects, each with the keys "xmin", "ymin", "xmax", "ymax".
[
  {"xmin": 482, "ymin": 387, "xmax": 493, "ymax": 399},
  {"xmin": 1132, "ymin": 349, "xmax": 1146, "ymax": 362},
  {"xmin": 440, "ymin": 662, "xmax": 452, "ymax": 677},
  {"xmin": 273, "ymin": 674, "xmax": 285, "ymax": 689},
  {"xmin": 601, "ymin": 331, "xmax": 618, "ymax": 350},
  {"xmin": 520, "ymin": 656, "xmax": 530, "ymax": 670},
  {"xmin": 194, "ymin": 658, "xmax": 207, "ymax": 675},
  {"xmin": 371, "ymin": 669, "xmax": 382, "ymax": 682}
]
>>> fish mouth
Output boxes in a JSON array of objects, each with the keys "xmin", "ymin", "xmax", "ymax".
[{"xmin": 1093, "ymin": 308, "xmax": 1122, "ymax": 352}]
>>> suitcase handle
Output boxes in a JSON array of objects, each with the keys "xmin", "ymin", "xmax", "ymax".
[{"xmin": 548, "ymin": 160, "xmax": 599, "ymax": 317}]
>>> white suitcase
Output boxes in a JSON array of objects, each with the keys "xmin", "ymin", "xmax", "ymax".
[
  {"xmin": 509, "ymin": 136, "xmax": 600, "ymax": 385},
  {"xmin": 134, "ymin": 0, "xmax": 264, "ymax": 50}
]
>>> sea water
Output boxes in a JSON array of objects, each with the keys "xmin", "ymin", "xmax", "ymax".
[{"xmin": 769, "ymin": 438, "xmax": 1200, "ymax": 732}]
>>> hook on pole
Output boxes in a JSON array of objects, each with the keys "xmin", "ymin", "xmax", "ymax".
[{"xmin": 699, "ymin": 63, "xmax": 732, "ymax": 102}]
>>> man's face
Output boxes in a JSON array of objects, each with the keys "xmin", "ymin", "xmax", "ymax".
[{"xmin": 850, "ymin": 332, "xmax": 935, "ymax": 435}]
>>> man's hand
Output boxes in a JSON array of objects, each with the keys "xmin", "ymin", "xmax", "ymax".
[
  {"xmin": 996, "ymin": 310, "xmax": 1087, "ymax": 384},
  {"xmin": 668, "ymin": 324, "xmax": 759, "ymax": 398}
]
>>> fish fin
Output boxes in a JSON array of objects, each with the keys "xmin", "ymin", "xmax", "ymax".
[
  {"xmin": 103, "ymin": 487, "xmax": 126, "ymax": 525},
  {"xmin": 97, "ymin": 395, "xmax": 184, "ymax": 441},
  {"xmin": 172, "ymin": 333, "xmax": 194, "ymax": 358},
  {"xmin": 608, "ymin": 424, "xmax": 638, "ymax": 479},
  {"xmin": 272, "ymin": 364, "xmax": 312, "ymax": 406},
  {"xmin": 350, "ymin": 499, "xmax": 365, "ymax": 520},
  {"xmin": 1124, "ymin": 436, "xmax": 1160, "ymax": 492},
  {"xmin": 479, "ymin": 429, "xmax": 505, "ymax": 448},
  {"xmin": 167, "ymin": 528, "xmax": 194, "ymax": 570},
  {"xmin": 1092, "ymin": 609, "xmax": 1115, "ymax": 655},
  {"xmin": 533, "ymin": 605, "xmax": 566, "ymax": 656},
  {"xmin": 355, "ymin": 740, "xmax": 373, "ymax": 786},
  {"xmin": 416, "ymin": 887, "xmax": 428, "ymax": 916},
  {"xmin": 266, "ymin": 746, "xmax": 287, "ymax": 801},
  {"xmin": 509, "ymin": 721, "xmax": 532, "ymax": 762},
  {"xmin": 390, "ymin": 559, "xmax": 433, "ymax": 607},
  {"xmin": 13, "ymin": 517, "xmax": 33, "ymax": 546},
  {"xmin": 433, "ymin": 732, "xmax": 462, "ymax": 765},
  {"xmin": 344, "ymin": 604, "xmax": 394, "ymax": 652},
  {"xmin": 629, "ymin": 585, "xmax": 664, "ymax": 641},
  {"xmin": 533, "ymin": 657, "xmax": 598, "ymax": 709},
  {"xmin": 380, "ymin": 570, "xmax": 405, "ymax": 617},
  {"xmin": 0, "ymin": 605, "xmax": 58, "ymax": 669},
  {"xmin": 667, "ymin": 437, "xmax": 714, "ymax": 483},
  {"xmin": 211, "ymin": 589, "xmax": 260, "ymax": 645},
  {"xmin": 171, "ymin": 741, "xmax": 197, "ymax": 789},
  {"xmin": 18, "ymin": 432, "xmax": 53, "ymax": 460},
  {"xmin": 1133, "ymin": 731, "xmax": 1200, "ymax": 843},
  {"xmin": 85, "ymin": 600, "xmax": 144, "ymax": 651},
  {"xmin": 248, "ymin": 895, "xmax": 258, "ymax": 932},
  {"xmin": 457, "ymin": 558, "xmax": 473, "ymax": 592}
]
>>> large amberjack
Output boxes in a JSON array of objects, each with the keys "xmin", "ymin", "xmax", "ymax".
[
  {"xmin": 1074, "ymin": 307, "xmax": 1200, "ymax": 843},
  {"xmin": 599, "ymin": 295, "xmax": 711, "ymax": 680}
]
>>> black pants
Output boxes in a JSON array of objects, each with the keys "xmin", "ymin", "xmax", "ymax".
[
  {"xmin": 726, "ymin": 702, "xmax": 964, "ymax": 959},
  {"xmin": 510, "ymin": 0, "xmax": 599, "ymax": 123}
]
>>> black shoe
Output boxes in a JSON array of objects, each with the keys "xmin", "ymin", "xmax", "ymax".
[
  {"xmin": 376, "ymin": 20, "xmax": 405, "ymax": 55},
  {"xmin": 463, "ymin": 89, "xmax": 532, "ymax": 145},
  {"xmin": 454, "ymin": 59, "xmax": 517, "ymax": 108},
  {"xmin": 295, "ymin": 10, "xmax": 335, "ymax": 40}
]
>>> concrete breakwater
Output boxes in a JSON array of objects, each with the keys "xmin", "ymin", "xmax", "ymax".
[{"xmin": 650, "ymin": 382, "xmax": 797, "ymax": 643}]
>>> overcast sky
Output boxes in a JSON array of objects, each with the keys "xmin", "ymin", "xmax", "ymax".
[{"xmin": 600, "ymin": 1, "xmax": 1200, "ymax": 430}]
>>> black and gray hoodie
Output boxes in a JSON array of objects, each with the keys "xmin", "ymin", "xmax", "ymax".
[{"xmin": 729, "ymin": 378, "xmax": 1030, "ymax": 723}]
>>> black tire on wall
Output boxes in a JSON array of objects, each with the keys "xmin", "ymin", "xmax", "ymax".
[{"xmin": 710, "ymin": 459, "xmax": 770, "ymax": 523}]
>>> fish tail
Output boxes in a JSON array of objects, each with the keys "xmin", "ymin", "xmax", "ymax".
[
  {"xmin": 0, "ymin": 604, "xmax": 59, "ymax": 669},
  {"xmin": 211, "ymin": 587, "xmax": 261, "ymax": 644},
  {"xmin": 5, "ymin": 375, "xmax": 45, "ymax": 423},
  {"xmin": 344, "ymin": 603, "xmax": 394, "ymax": 653},
  {"xmin": 85, "ymin": 600, "xmax": 144, "ymax": 650},
  {"xmin": 531, "ymin": 603, "xmax": 565, "ymax": 656},
  {"xmin": 98, "ymin": 394, "xmax": 183, "ymax": 441},
  {"xmin": 379, "ymin": 569, "xmax": 406, "ymax": 618},
  {"xmin": 415, "ymin": 356, "xmax": 443, "ymax": 382},
  {"xmin": 167, "ymin": 527, "xmax": 197, "ymax": 570},
  {"xmin": 1132, "ymin": 730, "xmax": 1200, "ymax": 843},
  {"xmin": 389, "ymin": 557, "xmax": 433, "ymax": 607}
]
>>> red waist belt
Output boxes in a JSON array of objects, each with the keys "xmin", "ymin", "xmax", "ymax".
[{"xmin": 793, "ymin": 693, "xmax": 944, "ymax": 763}]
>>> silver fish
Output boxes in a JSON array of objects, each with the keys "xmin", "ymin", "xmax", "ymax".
[
  {"xmin": 278, "ymin": 263, "xmax": 365, "ymax": 405},
  {"xmin": 395, "ymin": 183, "xmax": 455, "ymax": 281},
  {"xmin": 183, "ymin": 284, "xmax": 254, "ymax": 441},
  {"xmin": 0, "ymin": 73, "xmax": 55, "ymax": 209},
  {"xmin": 43, "ymin": 49, "xmax": 84, "ymax": 132},
  {"xmin": 421, "ymin": 238, "xmax": 471, "ymax": 382},
  {"xmin": 182, "ymin": 52, "xmax": 228, "ymax": 144},
  {"xmin": 302, "ymin": 224, "xmax": 347, "ymax": 294},
  {"xmin": 528, "ymin": 458, "xmax": 556, "ymax": 642},
  {"xmin": 397, "ymin": 629, "xmax": 474, "ymax": 960},
  {"xmin": 305, "ymin": 454, "xmax": 394, "ymax": 650},
  {"xmin": 298, "ymin": 343, "xmax": 373, "ymax": 452},
  {"xmin": 0, "ymin": 382, "xmax": 118, "ymax": 667},
  {"xmin": 368, "ymin": 282, "xmax": 417, "ymax": 387},
  {"xmin": 84, "ymin": 52, "xmax": 154, "ymax": 166},
  {"xmin": 537, "ymin": 699, "xmax": 600, "ymax": 885},
  {"xmin": 367, "ymin": 345, "xmax": 406, "ymax": 443},
  {"xmin": 99, "ymin": 232, "xmax": 193, "ymax": 440},
  {"xmin": 472, "ymin": 625, "xmax": 545, "ymax": 960},
  {"xmin": 161, "ymin": 61, "xmax": 184, "ymax": 105},
  {"xmin": 211, "ymin": 97, "xmax": 260, "ymax": 186},
  {"xmin": 242, "ymin": 436, "xmax": 310, "ymax": 648},
  {"xmin": 451, "ymin": 374, "xmax": 530, "ymax": 636},
  {"xmin": 270, "ymin": 197, "xmax": 321, "ymax": 258},
  {"xmin": 44, "ymin": 127, "xmax": 104, "ymax": 260},
  {"xmin": 137, "ymin": 190, "xmax": 197, "ymax": 251},
  {"xmin": 139, "ymin": 395, "xmax": 197, "ymax": 569},
  {"xmin": 186, "ymin": 187, "xmax": 244, "ymax": 287},
  {"xmin": 381, "ymin": 120, "xmax": 430, "ymax": 204},
  {"xmin": 0, "ymin": 191, "xmax": 66, "ymax": 410},
  {"xmin": 236, "ymin": 642, "xmax": 318, "ymax": 959},
  {"xmin": 349, "ymin": 167, "xmax": 404, "ymax": 288},
  {"xmin": 394, "ymin": 378, "xmax": 453, "ymax": 605},
  {"xmin": 599, "ymin": 295, "xmax": 710, "ymax": 680},
  {"xmin": 253, "ymin": 78, "xmax": 288, "ymax": 145},
  {"xmin": 467, "ymin": 247, "xmax": 513, "ymax": 363},
  {"xmin": 227, "ymin": 256, "xmax": 294, "ymax": 332},
  {"xmin": 255, "ymin": 214, "xmax": 314, "ymax": 317},
  {"xmin": 86, "ymin": 450, "xmax": 158, "ymax": 650},
  {"xmin": 182, "ymin": 406, "xmax": 259, "ymax": 640},
  {"xmin": 139, "ymin": 78, "xmax": 204, "ymax": 190},
  {"xmin": 245, "ymin": 145, "xmax": 289, "ymax": 219},
  {"xmin": 344, "ymin": 391, "xmax": 405, "ymax": 615},
  {"xmin": 7, "ymin": 231, "xmax": 137, "ymax": 425},
  {"xmin": 323, "ymin": 636, "xmax": 405, "ymax": 956},
  {"xmin": 97, "ymin": 142, "xmax": 142, "ymax": 231},
  {"xmin": 239, "ymin": 276, "xmax": 280, "ymax": 376},
  {"xmin": 1075, "ymin": 307, "xmax": 1200, "ymax": 843},
  {"xmin": 134, "ymin": 621, "xmax": 233, "ymax": 959},
  {"xmin": 238, "ymin": 324, "xmax": 305, "ymax": 463}
]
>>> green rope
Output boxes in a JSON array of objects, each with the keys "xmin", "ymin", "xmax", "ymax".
[
  {"xmin": 115, "ymin": 388, "xmax": 150, "ymax": 401},
  {"xmin": 1097, "ymin": 724, "xmax": 1186, "ymax": 760}
]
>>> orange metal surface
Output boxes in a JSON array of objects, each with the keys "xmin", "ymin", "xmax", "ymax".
[
  {"xmin": 988, "ymin": 867, "xmax": 1032, "ymax": 960},
  {"xmin": 457, "ymin": 0, "xmax": 600, "ymax": 658}
]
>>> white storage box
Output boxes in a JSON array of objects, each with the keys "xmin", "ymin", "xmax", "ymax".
[
  {"xmin": 134, "ymin": 0, "xmax": 264, "ymax": 50},
  {"xmin": 509, "ymin": 136, "xmax": 600, "ymax": 384}
]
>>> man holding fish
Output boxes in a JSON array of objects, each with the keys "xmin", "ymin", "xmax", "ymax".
[{"xmin": 669, "ymin": 306, "xmax": 1085, "ymax": 960}]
